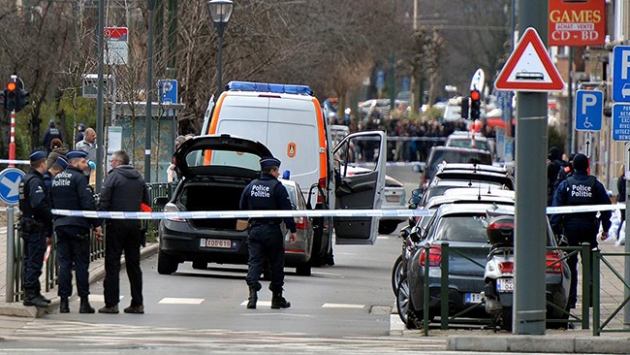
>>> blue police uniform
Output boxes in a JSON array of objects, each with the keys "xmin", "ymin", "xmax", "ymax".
[
  {"xmin": 18, "ymin": 151, "xmax": 53, "ymax": 308},
  {"xmin": 551, "ymin": 154, "xmax": 611, "ymax": 309},
  {"xmin": 240, "ymin": 156, "xmax": 296, "ymax": 309},
  {"xmin": 50, "ymin": 150, "xmax": 100, "ymax": 313}
]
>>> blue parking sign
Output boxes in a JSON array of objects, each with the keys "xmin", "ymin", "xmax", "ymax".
[
  {"xmin": 158, "ymin": 79, "xmax": 178, "ymax": 104},
  {"xmin": 612, "ymin": 104, "xmax": 630, "ymax": 141},
  {"xmin": 575, "ymin": 90, "xmax": 603, "ymax": 131},
  {"xmin": 613, "ymin": 46, "xmax": 630, "ymax": 103},
  {"xmin": 0, "ymin": 168, "xmax": 25, "ymax": 205}
]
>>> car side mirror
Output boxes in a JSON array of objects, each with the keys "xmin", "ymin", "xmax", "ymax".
[{"xmin": 153, "ymin": 197, "xmax": 169, "ymax": 208}]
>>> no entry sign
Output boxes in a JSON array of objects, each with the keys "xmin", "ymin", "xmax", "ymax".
[{"xmin": 548, "ymin": 0, "xmax": 605, "ymax": 46}]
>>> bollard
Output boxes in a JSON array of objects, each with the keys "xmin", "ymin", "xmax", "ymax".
[{"xmin": 6, "ymin": 206, "xmax": 14, "ymax": 302}]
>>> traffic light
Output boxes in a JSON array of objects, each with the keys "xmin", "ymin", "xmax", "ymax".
[
  {"xmin": 4, "ymin": 81, "xmax": 17, "ymax": 111},
  {"xmin": 470, "ymin": 89, "xmax": 481, "ymax": 120},
  {"xmin": 16, "ymin": 88, "xmax": 29, "ymax": 112},
  {"xmin": 460, "ymin": 96, "xmax": 469, "ymax": 119}
]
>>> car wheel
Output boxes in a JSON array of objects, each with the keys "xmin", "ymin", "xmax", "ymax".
[
  {"xmin": 192, "ymin": 261, "xmax": 207, "ymax": 270},
  {"xmin": 396, "ymin": 275, "xmax": 410, "ymax": 325},
  {"xmin": 391, "ymin": 254, "xmax": 404, "ymax": 296},
  {"xmin": 157, "ymin": 250, "xmax": 179, "ymax": 275},
  {"xmin": 378, "ymin": 221, "xmax": 399, "ymax": 235},
  {"xmin": 296, "ymin": 262, "xmax": 312, "ymax": 276}
]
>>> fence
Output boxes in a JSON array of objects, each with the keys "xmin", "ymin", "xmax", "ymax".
[{"xmin": 7, "ymin": 182, "xmax": 176, "ymax": 302}]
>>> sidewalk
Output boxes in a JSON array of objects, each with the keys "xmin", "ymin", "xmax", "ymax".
[{"xmin": 0, "ymin": 223, "xmax": 158, "ymax": 317}]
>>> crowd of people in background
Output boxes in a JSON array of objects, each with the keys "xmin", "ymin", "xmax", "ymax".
[{"xmin": 326, "ymin": 101, "xmax": 498, "ymax": 163}]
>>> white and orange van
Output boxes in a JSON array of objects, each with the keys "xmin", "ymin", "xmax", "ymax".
[{"xmin": 202, "ymin": 81, "xmax": 387, "ymax": 266}]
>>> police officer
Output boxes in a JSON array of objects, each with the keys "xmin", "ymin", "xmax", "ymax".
[
  {"xmin": 551, "ymin": 153, "xmax": 611, "ymax": 309},
  {"xmin": 18, "ymin": 150, "xmax": 54, "ymax": 308},
  {"xmin": 43, "ymin": 156, "xmax": 68, "ymax": 191},
  {"xmin": 50, "ymin": 150, "xmax": 102, "ymax": 313},
  {"xmin": 239, "ymin": 156, "xmax": 296, "ymax": 309}
]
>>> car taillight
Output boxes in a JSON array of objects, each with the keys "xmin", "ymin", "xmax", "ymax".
[
  {"xmin": 419, "ymin": 246, "xmax": 442, "ymax": 267},
  {"xmin": 498, "ymin": 261, "xmax": 514, "ymax": 275},
  {"xmin": 295, "ymin": 216, "xmax": 307, "ymax": 230},
  {"xmin": 317, "ymin": 177, "xmax": 326, "ymax": 203},
  {"xmin": 546, "ymin": 251, "xmax": 563, "ymax": 274},
  {"xmin": 164, "ymin": 203, "xmax": 186, "ymax": 222}
]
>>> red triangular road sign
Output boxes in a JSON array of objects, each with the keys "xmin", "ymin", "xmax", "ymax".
[{"xmin": 494, "ymin": 28, "xmax": 565, "ymax": 92}]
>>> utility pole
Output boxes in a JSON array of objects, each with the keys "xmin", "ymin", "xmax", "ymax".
[
  {"xmin": 513, "ymin": 0, "xmax": 548, "ymax": 335},
  {"xmin": 95, "ymin": 0, "xmax": 105, "ymax": 192},
  {"xmin": 409, "ymin": 0, "xmax": 418, "ymax": 114}
]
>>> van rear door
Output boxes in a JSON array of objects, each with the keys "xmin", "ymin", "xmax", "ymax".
[{"xmin": 333, "ymin": 131, "xmax": 386, "ymax": 245}]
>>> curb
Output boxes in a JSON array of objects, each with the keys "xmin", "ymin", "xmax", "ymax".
[
  {"xmin": 447, "ymin": 334, "xmax": 630, "ymax": 354},
  {"xmin": 0, "ymin": 243, "xmax": 159, "ymax": 318}
]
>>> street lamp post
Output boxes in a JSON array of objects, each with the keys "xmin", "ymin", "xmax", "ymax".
[{"xmin": 207, "ymin": 0, "xmax": 234, "ymax": 95}]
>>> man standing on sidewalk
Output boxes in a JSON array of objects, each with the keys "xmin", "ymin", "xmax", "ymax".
[
  {"xmin": 51, "ymin": 150, "xmax": 102, "ymax": 313},
  {"xmin": 18, "ymin": 150, "xmax": 54, "ymax": 308},
  {"xmin": 98, "ymin": 150, "xmax": 150, "ymax": 315}
]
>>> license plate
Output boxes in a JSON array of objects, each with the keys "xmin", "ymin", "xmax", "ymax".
[
  {"xmin": 199, "ymin": 238, "xmax": 232, "ymax": 249},
  {"xmin": 465, "ymin": 293, "xmax": 483, "ymax": 304},
  {"xmin": 497, "ymin": 278, "xmax": 514, "ymax": 292}
]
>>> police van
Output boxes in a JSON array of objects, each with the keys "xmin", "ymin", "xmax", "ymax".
[{"xmin": 202, "ymin": 81, "xmax": 387, "ymax": 265}]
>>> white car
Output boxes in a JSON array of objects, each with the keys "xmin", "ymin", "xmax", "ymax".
[{"xmin": 343, "ymin": 166, "xmax": 407, "ymax": 234}]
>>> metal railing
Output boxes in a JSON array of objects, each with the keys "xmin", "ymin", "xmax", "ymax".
[
  {"xmin": 7, "ymin": 182, "xmax": 176, "ymax": 302},
  {"xmin": 592, "ymin": 248, "xmax": 630, "ymax": 336},
  {"xmin": 416, "ymin": 243, "xmax": 609, "ymax": 335}
]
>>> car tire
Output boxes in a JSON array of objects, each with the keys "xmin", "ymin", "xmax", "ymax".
[
  {"xmin": 192, "ymin": 261, "xmax": 207, "ymax": 270},
  {"xmin": 396, "ymin": 275, "xmax": 410, "ymax": 325},
  {"xmin": 391, "ymin": 254, "xmax": 404, "ymax": 296},
  {"xmin": 379, "ymin": 221, "xmax": 399, "ymax": 235},
  {"xmin": 295, "ymin": 262, "xmax": 312, "ymax": 276},
  {"xmin": 157, "ymin": 250, "xmax": 179, "ymax": 275}
]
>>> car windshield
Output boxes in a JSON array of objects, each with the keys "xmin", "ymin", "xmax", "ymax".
[
  {"xmin": 432, "ymin": 214, "xmax": 489, "ymax": 243},
  {"xmin": 185, "ymin": 149, "xmax": 261, "ymax": 171}
]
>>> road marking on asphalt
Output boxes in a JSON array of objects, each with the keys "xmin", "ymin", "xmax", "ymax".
[
  {"xmin": 158, "ymin": 297, "xmax": 204, "ymax": 305},
  {"xmin": 377, "ymin": 236, "xmax": 389, "ymax": 240},
  {"xmin": 321, "ymin": 303, "xmax": 364, "ymax": 309},
  {"xmin": 84, "ymin": 295, "xmax": 123, "ymax": 303},
  {"xmin": 240, "ymin": 300, "xmax": 272, "ymax": 307}
]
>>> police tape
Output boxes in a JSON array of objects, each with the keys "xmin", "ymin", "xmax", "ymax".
[
  {"xmin": 0, "ymin": 159, "xmax": 30, "ymax": 165},
  {"xmin": 0, "ymin": 203, "xmax": 624, "ymax": 219}
]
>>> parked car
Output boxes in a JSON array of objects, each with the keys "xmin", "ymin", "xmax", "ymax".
[
  {"xmin": 343, "ymin": 166, "xmax": 407, "ymax": 234},
  {"xmin": 396, "ymin": 203, "xmax": 570, "ymax": 329},
  {"xmin": 445, "ymin": 131, "xmax": 492, "ymax": 153},
  {"xmin": 157, "ymin": 135, "xmax": 316, "ymax": 276},
  {"xmin": 420, "ymin": 147, "xmax": 493, "ymax": 189}
]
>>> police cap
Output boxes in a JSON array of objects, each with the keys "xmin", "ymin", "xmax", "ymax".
[
  {"xmin": 29, "ymin": 150, "xmax": 46, "ymax": 162},
  {"xmin": 66, "ymin": 150, "xmax": 88, "ymax": 160},
  {"xmin": 260, "ymin": 156, "xmax": 281, "ymax": 169},
  {"xmin": 573, "ymin": 153, "xmax": 588, "ymax": 171},
  {"xmin": 54, "ymin": 156, "xmax": 68, "ymax": 170}
]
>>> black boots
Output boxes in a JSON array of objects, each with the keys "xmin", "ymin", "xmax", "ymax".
[
  {"xmin": 23, "ymin": 289, "xmax": 49, "ymax": 308},
  {"xmin": 271, "ymin": 289, "xmax": 291, "ymax": 309},
  {"xmin": 60, "ymin": 297, "xmax": 70, "ymax": 313},
  {"xmin": 79, "ymin": 296, "xmax": 95, "ymax": 314},
  {"xmin": 247, "ymin": 287, "xmax": 258, "ymax": 309}
]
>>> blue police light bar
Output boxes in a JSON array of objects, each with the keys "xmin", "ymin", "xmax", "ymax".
[{"xmin": 226, "ymin": 81, "xmax": 313, "ymax": 96}]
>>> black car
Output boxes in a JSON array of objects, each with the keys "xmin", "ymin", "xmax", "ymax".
[{"xmin": 420, "ymin": 147, "xmax": 493, "ymax": 189}]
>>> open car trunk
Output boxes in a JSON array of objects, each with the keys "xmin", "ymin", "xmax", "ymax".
[{"xmin": 182, "ymin": 181, "xmax": 249, "ymax": 230}]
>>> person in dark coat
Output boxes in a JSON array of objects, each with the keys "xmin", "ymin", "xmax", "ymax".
[
  {"xmin": 18, "ymin": 150, "xmax": 54, "ymax": 308},
  {"xmin": 551, "ymin": 153, "xmax": 611, "ymax": 309},
  {"xmin": 42, "ymin": 119, "xmax": 63, "ymax": 154},
  {"xmin": 46, "ymin": 138, "xmax": 68, "ymax": 170},
  {"xmin": 98, "ymin": 150, "xmax": 150, "ymax": 315},
  {"xmin": 75, "ymin": 123, "xmax": 85, "ymax": 144},
  {"xmin": 50, "ymin": 150, "xmax": 102, "ymax": 313},
  {"xmin": 239, "ymin": 156, "xmax": 296, "ymax": 309},
  {"xmin": 547, "ymin": 146, "xmax": 563, "ymax": 206}
]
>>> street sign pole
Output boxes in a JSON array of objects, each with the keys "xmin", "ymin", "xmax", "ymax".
[
  {"xmin": 514, "ymin": 0, "xmax": 548, "ymax": 335},
  {"xmin": 9, "ymin": 110, "xmax": 15, "ymax": 167},
  {"xmin": 6, "ymin": 206, "xmax": 14, "ymax": 302}
]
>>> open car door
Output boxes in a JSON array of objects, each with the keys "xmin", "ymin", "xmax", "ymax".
[{"xmin": 333, "ymin": 131, "xmax": 387, "ymax": 245}]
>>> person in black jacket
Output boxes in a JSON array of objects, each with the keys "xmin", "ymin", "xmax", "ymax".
[
  {"xmin": 240, "ymin": 156, "xmax": 296, "ymax": 309},
  {"xmin": 551, "ymin": 153, "xmax": 611, "ymax": 309},
  {"xmin": 51, "ymin": 150, "xmax": 102, "ymax": 313},
  {"xmin": 98, "ymin": 150, "xmax": 150, "ymax": 315},
  {"xmin": 18, "ymin": 150, "xmax": 54, "ymax": 308}
]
